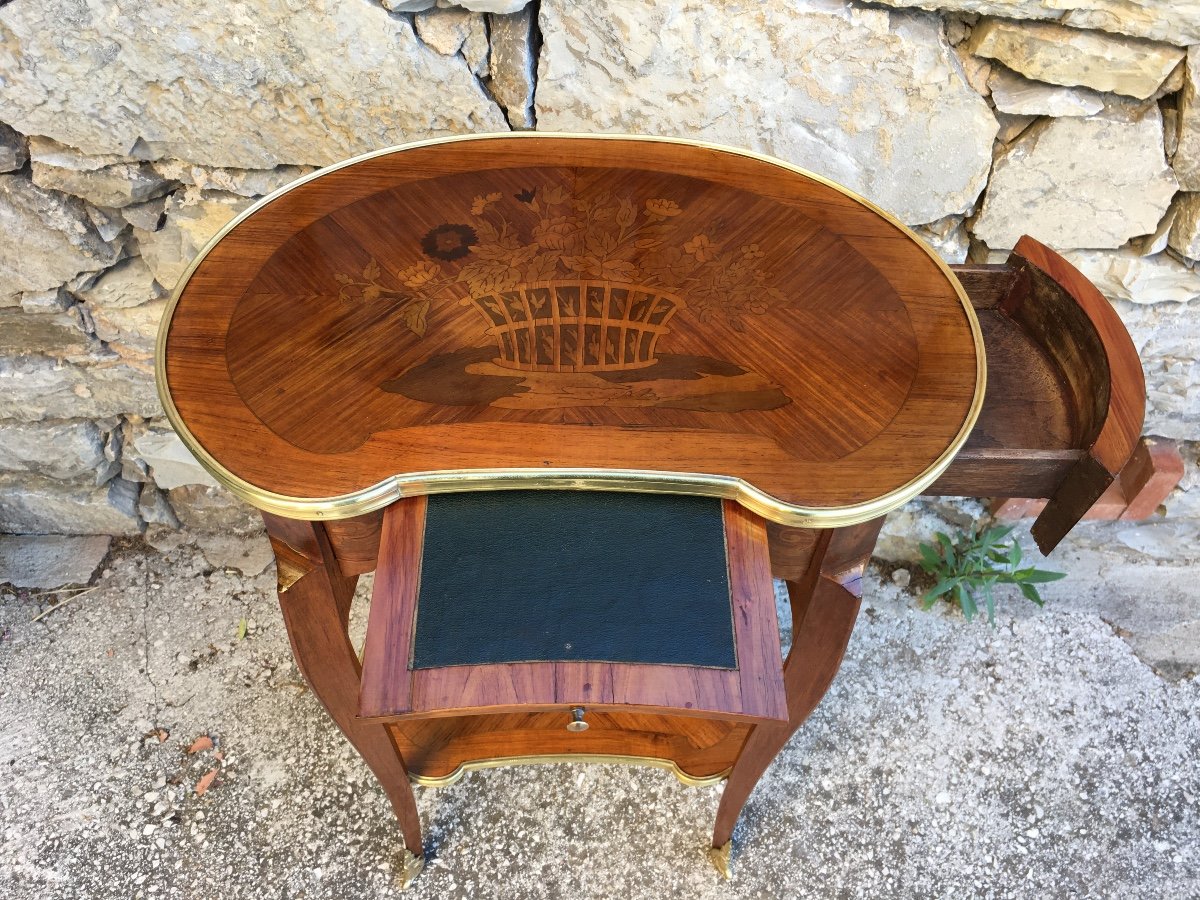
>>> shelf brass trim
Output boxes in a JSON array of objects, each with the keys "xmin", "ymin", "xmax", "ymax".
[
  {"xmin": 408, "ymin": 754, "xmax": 731, "ymax": 788},
  {"xmin": 156, "ymin": 132, "xmax": 986, "ymax": 528}
]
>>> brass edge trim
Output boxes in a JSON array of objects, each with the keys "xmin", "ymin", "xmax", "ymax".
[
  {"xmin": 408, "ymin": 754, "xmax": 731, "ymax": 788},
  {"xmin": 156, "ymin": 132, "xmax": 985, "ymax": 527}
]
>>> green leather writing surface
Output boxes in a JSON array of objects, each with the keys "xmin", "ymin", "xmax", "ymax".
[{"xmin": 411, "ymin": 491, "xmax": 737, "ymax": 670}]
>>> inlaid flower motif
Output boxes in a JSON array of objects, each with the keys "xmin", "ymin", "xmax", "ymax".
[
  {"xmin": 471, "ymin": 192, "xmax": 502, "ymax": 215},
  {"xmin": 422, "ymin": 224, "xmax": 478, "ymax": 261},
  {"xmin": 398, "ymin": 260, "xmax": 441, "ymax": 288},
  {"xmin": 644, "ymin": 198, "xmax": 681, "ymax": 218},
  {"xmin": 684, "ymin": 233, "xmax": 714, "ymax": 262},
  {"xmin": 532, "ymin": 216, "xmax": 576, "ymax": 250},
  {"xmin": 343, "ymin": 183, "xmax": 783, "ymax": 344},
  {"xmin": 334, "ymin": 259, "xmax": 430, "ymax": 338}
]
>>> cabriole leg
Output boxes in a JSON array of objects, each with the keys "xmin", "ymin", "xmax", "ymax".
[
  {"xmin": 709, "ymin": 519, "xmax": 883, "ymax": 878},
  {"xmin": 262, "ymin": 513, "xmax": 425, "ymax": 885}
]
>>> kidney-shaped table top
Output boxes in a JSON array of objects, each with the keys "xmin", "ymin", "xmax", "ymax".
[{"xmin": 157, "ymin": 134, "xmax": 984, "ymax": 526}]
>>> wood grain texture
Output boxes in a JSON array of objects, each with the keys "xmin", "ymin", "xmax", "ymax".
[
  {"xmin": 949, "ymin": 263, "xmax": 1019, "ymax": 310},
  {"xmin": 324, "ymin": 510, "xmax": 384, "ymax": 575},
  {"xmin": 711, "ymin": 517, "xmax": 884, "ymax": 851},
  {"xmin": 162, "ymin": 135, "xmax": 980, "ymax": 518},
  {"xmin": 991, "ymin": 437, "xmax": 1184, "ymax": 523},
  {"xmin": 931, "ymin": 246, "xmax": 1146, "ymax": 555},
  {"xmin": 261, "ymin": 514, "xmax": 423, "ymax": 855},
  {"xmin": 304, "ymin": 243, "xmax": 1147, "ymax": 578},
  {"xmin": 765, "ymin": 521, "xmax": 820, "ymax": 582},
  {"xmin": 358, "ymin": 497, "xmax": 426, "ymax": 720},
  {"xmin": 198, "ymin": 159, "xmax": 1149, "ymax": 875},
  {"xmin": 358, "ymin": 499, "xmax": 787, "ymax": 723},
  {"xmin": 1007, "ymin": 238, "xmax": 1146, "ymax": 552},
  {"xmin": 388, "ymin": 710, "xmax": 749, "ymax": 783}
]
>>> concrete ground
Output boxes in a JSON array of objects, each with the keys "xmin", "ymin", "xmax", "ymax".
[{"xmin": 0, "ymin": 522, "xmax": 1197, "ymax": 900}]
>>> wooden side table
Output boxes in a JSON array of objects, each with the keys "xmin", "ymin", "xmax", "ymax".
[{"xmin": 156, "ymin": 135, "xmax": 1144, "ymax": 885}]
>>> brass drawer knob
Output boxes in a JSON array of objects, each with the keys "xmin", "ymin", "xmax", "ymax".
[{"xmin": 566, "ymin": 707, "xmax": 589, "ymax": 733}]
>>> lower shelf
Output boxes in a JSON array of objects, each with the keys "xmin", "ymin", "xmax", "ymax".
[
  {"xmin": 388, "ymin": 709, "xmax": 751, "ymax": 787},
  {"xmin": 408, "ymin": 755, "xmax": 731, "ymax": 788}
]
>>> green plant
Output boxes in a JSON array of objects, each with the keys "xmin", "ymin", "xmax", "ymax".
[{"xmin": 917, "ymin": 525, "xmax": 1066, "ymax": 624}]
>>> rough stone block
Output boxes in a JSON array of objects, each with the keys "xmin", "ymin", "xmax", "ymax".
[
  {"xmin": 1167, "ymin": 193, "xmax": 1200, "ymax": 262},
  {"xmin": 489, "ymin": 7, "xmax": 536, "ymax": 129},
  {"xmin": 30, "ymin": 137, "xmax": 173, "ymax": 209},
  {"xmin": 0, "ymin": 174, "xmax": 124, "ymax": 296},
  {"xmin": 112, "ymin": 197, "xmax": 167, "ymax": 234},
  {"xmin": 0, "ymin": 0, "xmax": 506, "ymax": 169},
  {"xmin": 1063, "ymin": 1, "xmax": 1200, "ymax": 44},
  {"xmin": 987, "ymin": 67, "xmax": 1104, "ymax": 118},
  {"xmin": 0, "ymin": 309, "xmax": 93, "ymax": 360},
  {"xmin": 446, "ymin": 0, "xmax": 528, "ymax": 11},
  {"xmin": 967, "ymin": 17, "xmax": 1184, "ymax": 99},
  {"xmin": 75, "ymin": 257, "xmax": 165, "ymax": 310},
  {"xmin": 89, "ymin": 297, "xmax": 167, "ymax": 358},
  {"xmin": 137, "ymin": 484, "xmax": 180, "ymax": 528},
  {"xmin": 0, "ymin": 534, "xmax": 111, "ymax": 588},
  {"xmin": 1173, "ymin": 48, "xmax": 1200, "ymax": 191},
  {"xmin": 1167, "ymin": 441, "xmax": 1200, "ymax": 520},
  {"xmin": 972, "ymin": 108, "xmax": 1177, "ymax": 250},
  {"xmin": 168, "ymin": 484, "xmax": 261, "ymax": 534},
  {"xmin": 415, "ymin": 8, "xmax": 476, "ymax": 56},
  {"xmin": 0, "ymin": 355, "xmax": 161, "ymax": 423},
  {"xmin": 875, "ymin": 497, "xmax": 989, "ymax": 564},
  {"xmin": 194, "ymin": 531, "xmax": 275, "ymax": 576},
  {"xmin": 135, "ymin": 189, "xmax": 253, "ymax": 291},
  {"xmin": 0, "ymin": 123, "xmax": 28, "ymax": 173},
  {"xmin": 994, "ymin": 112, "xmax": 1037, "ymax": 144},
  {"xmin": 911, "ymin": 216, "xmax": 969, "ymax": 264},
  {"xmin": 0, "ymin": 420, "xmax": 107, "ymax": 481},
  {"xmin": 871, "ymin": 0, "xmax": 1200, "ymax": 45},
  {"xmin": 0, "ymin": 474, "xmax": 142, "ymax": 535},
  {"xmin": 536, "ymin": 0, "xmax": 998, "ymax": 225},
  {"xmin": 149, "ymin": 161, "xmax": 312, "ymax": 199},
  {"xmin": 1112, "ymin": 300, "xmax": 1200, "ymax": 441},
  {"xmin": 19, "ymin": 287, "xmax": 73, "ymax": 313},
  {"xmin": 1063, "ymin": 249, "xmax": 1200, "ymax": 305},
  {"xmin": 132, "ymin": 429, "xmax": 219, "ymax": 490}
]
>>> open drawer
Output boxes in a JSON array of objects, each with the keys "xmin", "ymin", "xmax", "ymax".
[{"xmin": 933, "ymin": 236, "xmax": 1147, "ymax": 553}]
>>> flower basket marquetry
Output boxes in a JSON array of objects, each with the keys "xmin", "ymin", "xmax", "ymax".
[{"xmin": 464, "ymin": 281, "xmax": 686, "ymax": 372}]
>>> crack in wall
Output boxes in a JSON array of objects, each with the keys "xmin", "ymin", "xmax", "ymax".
[
  {"xmin": 466, "ymin": 14, "xmax": 511, "ymax": 131},
  {"xmin": 528, "ymin": 0, "xmax": 542, "ymax": 130}
]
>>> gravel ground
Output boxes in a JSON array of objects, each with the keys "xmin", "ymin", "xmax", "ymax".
[{"xmin": 0, "ymin": 525, "xmax": 1197, "ymax": 899}]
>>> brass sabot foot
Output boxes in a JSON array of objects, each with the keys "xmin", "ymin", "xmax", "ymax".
[
  {"xmin": 398, "ymin": 849, "xmax": 425, "ymax": 890},
  {"xmin": 708, "ymin": 841, "xmax": 733, "ymax": 880}
]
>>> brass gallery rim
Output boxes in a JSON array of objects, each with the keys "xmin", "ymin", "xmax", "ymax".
[
  {"xmin": 155, "ymin": 132, "xmax": 987, "ymax": 527},
  {"xmin": 406, "ymin": 753, "xmax": 731, "ymax": 789}
]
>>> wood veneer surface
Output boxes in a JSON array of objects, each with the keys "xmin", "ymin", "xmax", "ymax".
[
  {"xmin": 162, "ymin": 135, "xmax": 980, "ymax": 516},
  {"xmin": 388, "ymin": 710, "xmax": 748, "ymax": 783},
  {"xmin": 359, "ymin": 498, "xmax": 788, "ymax": 723}
]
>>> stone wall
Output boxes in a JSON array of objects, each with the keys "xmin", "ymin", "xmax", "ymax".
[{"xmin": 0, "ymin": 0, "xmax": 1196, "ymax": 537}]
